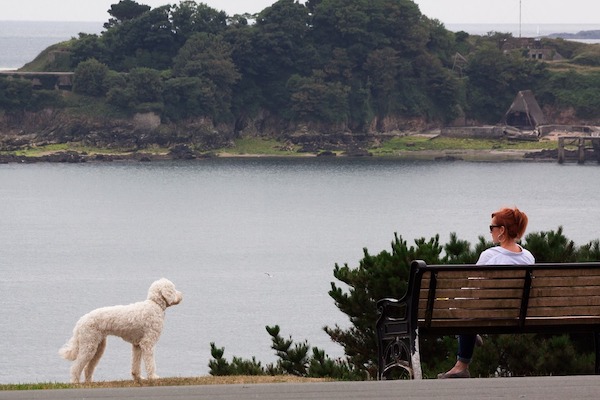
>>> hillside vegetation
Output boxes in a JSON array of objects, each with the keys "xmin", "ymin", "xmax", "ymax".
[{"xmin": 2, "ymin": 0, "xmax": 600, "ymax": 155}]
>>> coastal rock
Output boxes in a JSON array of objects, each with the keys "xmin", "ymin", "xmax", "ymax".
[{"xmin": 169, "ymin": 144, "xmax": 197, "ymax": 160}]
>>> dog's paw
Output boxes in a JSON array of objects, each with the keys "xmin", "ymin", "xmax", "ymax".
[{"xmin": 148, "ymin": 374, "xmax": 160, "ymax": 380}]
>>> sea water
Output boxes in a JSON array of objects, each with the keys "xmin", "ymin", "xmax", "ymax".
[
  {"xmin": 0, "ymin": 158, "xmax": 599, "ymax": 383},
  {"xmin": 0, "ymin": 21, "xmax": 102, "ymax": 70}
]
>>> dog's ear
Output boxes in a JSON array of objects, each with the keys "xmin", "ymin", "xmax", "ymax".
[{"xmin": 160, "ymin": 283, "xmax": 182, "ymax": 306}]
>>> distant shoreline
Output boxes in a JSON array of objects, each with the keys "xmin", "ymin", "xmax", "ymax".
[{"xmin": 0, "ymin": 148, "xmax": 558, "ymax": 164}]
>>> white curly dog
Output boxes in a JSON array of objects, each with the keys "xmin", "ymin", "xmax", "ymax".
[{"xmin": 59, "ymin": 278, "xmax": 182, "ymax": 383}]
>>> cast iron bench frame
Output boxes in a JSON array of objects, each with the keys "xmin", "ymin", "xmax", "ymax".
[{"xmin": 376, "ymin": 260, "xmax": 600, "ymax": 379}]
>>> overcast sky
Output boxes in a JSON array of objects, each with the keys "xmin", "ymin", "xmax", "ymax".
[{"xmin": 1, "ymin": 0, "xmax": 599, "ymax": 24}]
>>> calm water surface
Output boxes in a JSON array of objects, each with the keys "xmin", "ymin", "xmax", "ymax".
[
  {"xmin": 0, "ymin": 158, "xmax": 599, "ymax": 383},
  {"xmin": 0, "ymin": 21, "xmax": 102, "ymax": 70}
]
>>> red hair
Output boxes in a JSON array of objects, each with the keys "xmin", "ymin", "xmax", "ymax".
[{"xmin": 492, "ymin": 207, "xmax": 529, "ymax": 240}]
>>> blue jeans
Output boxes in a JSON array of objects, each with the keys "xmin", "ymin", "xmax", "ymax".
[{"xmin": 457, "ymin": 334, "xmax": 476, "ymax": 363}]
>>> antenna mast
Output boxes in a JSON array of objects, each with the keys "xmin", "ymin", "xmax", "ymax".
[{"xmin": 519, "ymin": 0, "xmax": 522, "ymax": 38}]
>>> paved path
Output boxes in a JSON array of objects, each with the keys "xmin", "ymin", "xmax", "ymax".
[{"xmin": 1, "ymin": 376, "xmax": 599, "ymax": 400}]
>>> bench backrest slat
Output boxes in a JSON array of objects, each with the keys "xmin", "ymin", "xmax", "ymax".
[
  {"xmin": 531, "ymin": 286, "xmax": 600, "ymax": 297},
  {"xmin": 417, "ymin": 269, "xmax": 528, "ymax": 327},
  {"xmin": 528, "ymin": 297, "xmax": 600, "ymax": 307},
  {"xmin": 527, "ymin": 306, "xmax": 600, "ymax": 317},
  {"xmin": 427, "ymin": 288, "xmax": 524, "ymax": 299},
  {"xmin": 420, "ymin": 298, "xmax": 522, "ymax": 310},
  {"xmin": 526, "ymin": 268, "xmax": 600, "ymax": 320},
  {"xmin": 532, "ymin": 276, "xmax": 600, "ymax": 287},
  {"xmin": 532, "ymin": 268, "xmax": 600, "ymax": 277}
]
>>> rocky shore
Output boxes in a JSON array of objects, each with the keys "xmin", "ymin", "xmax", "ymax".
[
  {"xmin": 0, "ymin": 110, "xmax": 575, "ymax": 164},
  {"xmin": 0, "ymin": 146, "xmax": 561, "ymax": 164}
]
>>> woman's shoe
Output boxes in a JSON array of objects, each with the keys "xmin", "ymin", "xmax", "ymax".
[
  {"xmin": 475, "ymin": 334, "xmax": 484, "ymax": 347},
  {"xmin": 437, "ymin": 369, "xmax": 470, "ymax": 379}
]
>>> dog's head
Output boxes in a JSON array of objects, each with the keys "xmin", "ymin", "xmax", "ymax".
[{"xmin": 148, "ymin": 278, "xmax": 183, "ymax": 309}]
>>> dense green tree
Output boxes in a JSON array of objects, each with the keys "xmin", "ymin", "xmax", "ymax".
[
  {"xmin": 69, "ymin": 33, "xmax": 111, "ymax": 68},
  {"xmin": 101, "ymin": 5, "xmax": 177, "ymax": 71},
  {"xmin": 73, "ymin": 58, "xmax": 109, "ymax": 96},
  {"xmin": 162, "ymin": 76, "xmax": 213, "ymax": 120},
  {"xmin": 250, "ymin": 0, "xmax": 315, "ymax": 112},
  {"xmin": 416, "ymin": 53, "xmax": 463, "ymax": 122},
  {"xmin": 222, "ymin": 21, "xmax": 265, "ymax": 122},
  {"xmin": 104, "ymin": 0, "xmax": 151, "ymax": 29},
  {"xmin": 311, "ymin": 0, "xmax": 426, "ymax": 63},
  {"xmin": 0, "ymin": 77, "xmax": 34, "ymax": 110},
  {"xmin": 128, "ymin": 67, "xmax": 164, "ymax": 104},
  {"xmin": 172, "ymin": 32, "xmax": 240, "ymax": 121},
  {"xmin": 287, "ymin": 73, "xmax": 350, "ymax": 123},
  {"xmin": 540, "ymin": 70, "xmax": 600, "ymax": 120},
  {"xmin": 577, "ymin": 240, "xmax": 600, "ymax": 261},
  {"xmin": 308, "ymin": 0, "xmax": 463, "ymax": 125},
  {"xmin": 107, "ymin": 67, "xmax": 164, "ymax": 113},
  {"xmin": 465, "ymin": 43, "xmax": 548, "ymax": 123},
  {"xmin": 524, "ymin": 226, "xmax": 576, "ymax": 263},
  {"xmin": 364, "ymin": 47, "xmax": 400, "ymax": 117},
  {"xmin": 171, "ymin": 0, "xmax": 228, "ymax": 45},
  {"xmin": 424, "ymin": 18, "xmax": 458, "ymax": 66}
]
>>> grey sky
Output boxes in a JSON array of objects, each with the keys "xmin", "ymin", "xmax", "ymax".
[
  {"xmin": 1, "ymin": 0, "xmax": 599, "ymax": 24},
  {"xmin": 414, "ymin": 0, "xmax": 600, "ymax": 24}
]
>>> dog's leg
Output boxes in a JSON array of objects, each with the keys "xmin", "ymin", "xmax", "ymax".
[
  {"xmin": 84, "ymin": 337, "xmax": 106, "ymax": 383},
  {"xmin": 70, "ymin": 341, "xmax": 101, "ymax": 384},
  {"xmin": 131, "ymin": 344, "xmax": 142, "ymax": 382},
  {"xmin": 140, "ymin": 340, "xmax": 159, "ymax": 380}
]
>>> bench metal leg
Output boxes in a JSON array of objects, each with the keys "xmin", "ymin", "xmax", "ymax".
[
  {"xmin": 379, "ymin": 337, "xmax": 413, "ymax": 379},
  {"xmin": 595, "ymin": 332, "xmax": 600, "ymax": 374},
  {"xmin": 377, "ymin": 325, "xmax": 423, "ymax": 379},
  {"xmin": 411, "ymin": 328, "xmax": 423, "ymax": 379}
]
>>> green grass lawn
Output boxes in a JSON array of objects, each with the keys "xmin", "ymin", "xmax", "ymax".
[
  {"xmin": 369, "ymin": 135, "xmax": 557, "ymax": 156},
  {"xmin": 0, "ymin": 375, "xmax": 330, "ymax": 391},
  {"xmin": 219, "ymin": 137, "xmax": 303, "ymax": 156}
]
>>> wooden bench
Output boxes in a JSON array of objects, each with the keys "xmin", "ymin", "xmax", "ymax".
[{"xmin": 376, "ymin": 260, "xmax": 600, "ymax": 379}]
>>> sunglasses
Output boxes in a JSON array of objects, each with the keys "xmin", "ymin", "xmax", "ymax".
[{"xmin": 489, "ymin": 225, "xmax": 503, "ymax": 232}]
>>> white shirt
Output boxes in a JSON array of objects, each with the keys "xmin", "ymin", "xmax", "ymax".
[{"xmin": 476, "ymin": 245, "xmax": 535, "ymax": 265}]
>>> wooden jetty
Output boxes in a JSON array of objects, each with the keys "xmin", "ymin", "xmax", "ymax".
[{"xmin": 557, "ymin": 136, "xmax": 600, "ymax": 164}]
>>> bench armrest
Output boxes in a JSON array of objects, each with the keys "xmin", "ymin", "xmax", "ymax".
[{"xmin": 377, "ymin": 297, "xmax": 407, "ymax": 322}]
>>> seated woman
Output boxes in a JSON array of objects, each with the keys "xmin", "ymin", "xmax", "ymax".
[{"xmin": 437, "ymin": 206, "xmax": 535, "ymax": 379}]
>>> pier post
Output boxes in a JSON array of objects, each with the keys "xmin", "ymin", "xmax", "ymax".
[
  {"xmin": 558, "ymin": 137, "xmax": 565, "ymax": 164},
  {"xmin": 592, "ymin": 138, "xmax": 600, "ymax": 163},
  {"xmin": 578, "ymin": 138, "xmax": 586, "ymax": 164}
]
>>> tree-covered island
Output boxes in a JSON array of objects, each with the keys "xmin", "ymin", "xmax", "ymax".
[{"xmin": 2, "ymin": 0, "xmax": 600, "ymax": 161}]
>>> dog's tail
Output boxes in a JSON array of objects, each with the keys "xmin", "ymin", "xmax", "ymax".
[{"xmin": 58, "ymin": 334, "xmax": 79, "ymax": 361}]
